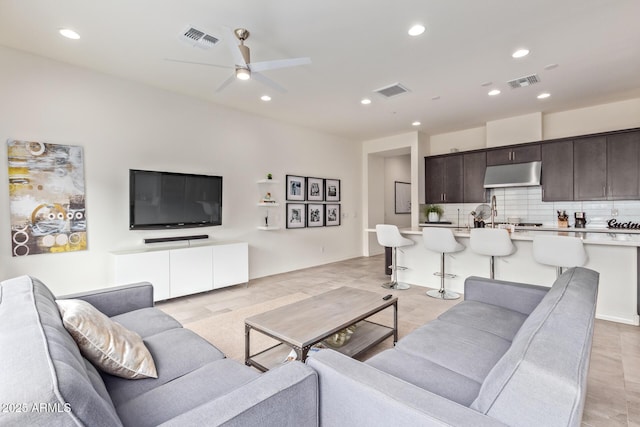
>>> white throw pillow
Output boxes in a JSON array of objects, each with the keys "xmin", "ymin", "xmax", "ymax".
[{"xmin": 56, "ymin": 299, "xmax": 158, "ymax": 379}]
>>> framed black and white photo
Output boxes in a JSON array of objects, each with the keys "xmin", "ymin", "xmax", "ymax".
[
  {"xmin": 306, "ymin": 177, "xmax": 324, "ymax": 201},
  {"xmin": 325, "ymin": 179, "xmax": 340, "ymax": 202},
  {"xmin": 307, "ymin": 204, "xmax": 325, "ymax": 227},
  {"xmin": 325, "ymin": 204, "xmax": 341, "ymax": 226},
  {"xmin": 394, "ymin": 181, "xmax": 411, "ymax": 214},
  {"xmin": 286, "ymin": 203, "xmax": 306, "ymax": 229},
  {"xmin": 286, "ymin": 175, "xmax": 305, "ymax": 201}
]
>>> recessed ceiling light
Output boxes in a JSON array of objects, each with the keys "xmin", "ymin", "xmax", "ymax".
[
  {"xmin": 488, "ymin": 89, "xmax": 501, "ymax": 96},
  {"xmin": 261, "ymin": 95, "xmax": 271, "ymax": 102},
  {"xmin": 361, "ymin": 98, "xmax": 372, "ymax": 105},
  {"xmin": 59, "ymin": 28, "xmax": 80, "ymax": 40},
  {"xmin": 512, "ymin": 49, "xmax": 530, "ymax": 58},
  {"xmin": 537, "ymin": 92, "xmax": 551, "ymax": 99},
  {"xmin": 544, "ymin": 63, "xmax": 559, "ymax": 70},
  {"xmin": 408, "ymin": 24, "xmax": 425, "ymax": 36},
  {"xmin": 412, "ymin": 121, "xmax": 421, "ymax": 126}
]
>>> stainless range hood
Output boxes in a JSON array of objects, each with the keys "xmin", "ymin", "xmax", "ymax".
[{"xmin": 483, "ymin": 161, "xmax": 542, "ymax": 188}]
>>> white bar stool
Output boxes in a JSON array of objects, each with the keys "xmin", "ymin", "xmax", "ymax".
[
  {"xmin": 422, "ymin": 228, "xmax": 464, "ymax": 300},
  {"xmin": 470, "ymin": 228, "xmax": 515, "ymax": 279},
  {"xmin": 533, "ymin": 235, "xmax": 587, "ymax": 278},
  {"xmin": 375, "ymin": 224, "xmax": 414, "ymax": 290}
]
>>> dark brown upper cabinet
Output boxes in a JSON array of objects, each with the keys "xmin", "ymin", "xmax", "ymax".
[
  {"xmin": 541, "ymin": 140, "xmax": 574, "ymax": 201},
  {"xmin": 463, "ymin": 151, "xmax": 488, "ymax": 203},
  {"xmin": 486, "ymin": 144, "xmax": 541, "ymax": 166},
  {"xmin": 425, "ymin": 155, "xmax": 463, "ymax": 204},
  {"xmin": 607, "ymin": 131, "xmax": 640, "ymax": 200},
  {"xmin": 573, "ymin": 131, "xmax": 640, "ymax": 201},
  {"xmin": 574, "ymin": 136, "xmax": 608, "ymax": 200}
]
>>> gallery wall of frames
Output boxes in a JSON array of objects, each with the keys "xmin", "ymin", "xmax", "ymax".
[{"xmin": 285, "ymin": 175, "xmax": 341, "ymax": 229}]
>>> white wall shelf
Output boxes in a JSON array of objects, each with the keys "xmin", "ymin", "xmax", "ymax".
[{"xmin": 257, "ymin": 177, "xmax": 281, "ymax": 230}]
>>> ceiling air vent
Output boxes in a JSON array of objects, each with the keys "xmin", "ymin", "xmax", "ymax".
[
  {"xmin": 180, "ymin": 26, "xmax": 220, "ymax": 49},
  {"xmin": 507, "ymin": 74, "xmax": 541, "ymax": 89},
  {"xmin": 374, "ymin": 83, "xmax": 410, "ymax": 98}
]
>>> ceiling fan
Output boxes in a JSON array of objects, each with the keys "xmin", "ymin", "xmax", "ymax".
[{"xmin": 167, "ymin": 27, "xmax": 311, "ymax": 93}]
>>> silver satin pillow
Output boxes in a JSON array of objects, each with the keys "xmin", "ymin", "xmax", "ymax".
[{"xmin": 56, "ymin": 299, "xmax": 158, "ymax": 379}]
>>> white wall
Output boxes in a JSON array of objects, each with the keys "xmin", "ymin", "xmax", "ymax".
[
  {"xmin": 543, "ymin": 98, "xmax": 640, "ymax": 140},
  {"xmin": 0, "ymin": 46, "xmax": 362, "ymax": 295},
  {"xmin": 427, "ymin": 97, "xmax": 640, "ymax": 152},
  {"xmin": 384, "ymin": 155, "xmax": 411, "ymax": 227},
  {"xmin": 486, "ymin": 112, "xmax": 542, "ymax": 147}
]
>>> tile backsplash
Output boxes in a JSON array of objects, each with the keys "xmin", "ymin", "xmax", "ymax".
[{"xmin": 422, "ymin": 187, "xmax": 640, "ymax": 228}]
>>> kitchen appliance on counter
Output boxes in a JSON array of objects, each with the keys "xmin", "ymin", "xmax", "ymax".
[{"xmin": 575, "ymin": 212, "xmax": 587, "ymax": 228}]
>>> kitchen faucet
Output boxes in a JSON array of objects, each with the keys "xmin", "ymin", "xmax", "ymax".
[{"xmin": 490, "ymin": 195, "xmax": 497, "ymax": 228}]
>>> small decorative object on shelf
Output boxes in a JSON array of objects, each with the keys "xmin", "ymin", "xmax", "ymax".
[
  {"xmin": 259, "ymin": 192, "xmax": 278, "ymax": 204},
  {"xmin": 424, "ymin": 204, "xmax": 444, "ymax": 222},
  {"xmin": 267, "ymin": 173, "xmax": 273, "ymax": 180},
  {"xmin": 323, "ymin": 324, "xmax": 357, "ymax": 348}
]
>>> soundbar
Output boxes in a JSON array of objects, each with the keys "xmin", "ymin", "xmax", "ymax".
[{"xmin": 144, "ymin": 234, "xmax": 209, "ymax": 244}]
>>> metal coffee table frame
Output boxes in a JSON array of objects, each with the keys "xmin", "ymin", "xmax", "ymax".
[{"xmin": 245, "ymin": 287, "xmax": 398, "ymax": 372}]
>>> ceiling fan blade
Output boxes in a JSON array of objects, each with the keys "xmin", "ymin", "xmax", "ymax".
[
  {"xmin": 164, "ymin": 58, "xmax": 232, "ymax": 69},
  {"xmin": 249, "ymin": 57, "xmax": 311, "ymax": 73},
  {"xmin": 252, "ymin": 72, "xmax": 287, "ymax": 93},
  {"xmin": 215, "ymin": 74, "xmax": 237, "ymax": 93},
  {"xmin": 222, "ymin": 26, "xmax": 247, "ymax": 67}
]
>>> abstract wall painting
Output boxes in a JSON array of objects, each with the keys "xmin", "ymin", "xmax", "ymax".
[{"xmin": 7, "ymin": 140, "xmax": 87, "ymax": 256}]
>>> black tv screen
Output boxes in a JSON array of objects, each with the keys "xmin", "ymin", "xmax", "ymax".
[{"xmin": 129, "ymin": 169, "xmax": 222, "ymax": 230}]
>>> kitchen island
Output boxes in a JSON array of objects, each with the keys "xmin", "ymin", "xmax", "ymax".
[{"xmin": 368, "ymin": 225, "xmax": 639, "ymax": 325}]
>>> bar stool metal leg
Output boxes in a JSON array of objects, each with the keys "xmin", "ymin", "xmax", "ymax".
[
  {"xmin": 426, "ymin": 253, "xmax": 460, "ymax": 300},
  {"xmin": 382, "ymin": 247, "xmax": 410, "ymax": 290}
]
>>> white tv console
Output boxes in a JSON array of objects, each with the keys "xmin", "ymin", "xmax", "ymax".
[{"xmin": 111, "ymin": 241, "xmax": 248, "ymax": 301}]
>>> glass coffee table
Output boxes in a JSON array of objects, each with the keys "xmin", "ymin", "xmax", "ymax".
[{"xmin": 245, "ymin": 286, "xmax": 398, "ymax": 371}]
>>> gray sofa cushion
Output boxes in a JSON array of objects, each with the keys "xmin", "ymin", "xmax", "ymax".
[
  {"xmin": 111, "ymin": 307, "xmax": 182, "ymax": 338},
  {"xmin": 103, "ymin": 327, "xmax": 226, "ymax": 406},
  {"xmin": 366, "ymin": 348, "xmax": 481, "ymax": 406},
  {"xmin": 0, "ymin": 276, "xmax": 121, "ymax": 427},
  {"xmin": 438, "ymin": 300, "xmax": 528, "ymax": 341},
  {"xmin": 395, "ymin": 319, "xmax": 512, "ymax": 383},
  {"xmin": 471, "ymin": 267, "xmax": 599, "ymax": 427},
  {"xmin": 116, "ymin": 359, "xmax": 260, "ymax": 427}
]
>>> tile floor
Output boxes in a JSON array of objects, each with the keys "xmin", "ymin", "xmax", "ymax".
[{"xmin": 157, "ymin": 254, "xmax": 640, "ymax": 427}]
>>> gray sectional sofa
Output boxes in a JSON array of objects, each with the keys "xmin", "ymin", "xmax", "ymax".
[
  {"xmin": 307, "ymin": 267, "xmax": 600, "ymax": 427},
  {"xmin": 1, "ymin": 267, "xmax": 599, "ymax": 427},
  {"xmin": 0, "ymin": 276, "xmax": 318, "ymax": 427}
]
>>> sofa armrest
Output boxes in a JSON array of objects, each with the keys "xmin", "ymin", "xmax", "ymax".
[
  {"xmin": 464, "ymin": 276, "xmax": 549, "ymax": 315},
  {"xmin": 306, "ymin": 350, "xmax": 507, "ymax": 427},
  {"xmin": 59, "ymin": 282, "xmax": 154, "ymax": 317},
  {"xmin": 158, "ymin": 361, "xmax": 318, "ymax": 427}
]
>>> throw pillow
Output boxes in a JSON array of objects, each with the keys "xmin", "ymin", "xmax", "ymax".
[{"xmin": 56, "ymin": 299, "xmax": 158, "ymax": 379}]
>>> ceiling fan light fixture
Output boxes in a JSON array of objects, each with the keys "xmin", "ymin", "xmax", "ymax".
[{"xmin": 236, "ymin": 68, "xmax": 251, "ymax": 80}]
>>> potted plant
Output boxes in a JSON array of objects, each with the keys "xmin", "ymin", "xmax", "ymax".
[{"xmin": 424, "ymin": 204, "xmax": 444, "ymax": 222}]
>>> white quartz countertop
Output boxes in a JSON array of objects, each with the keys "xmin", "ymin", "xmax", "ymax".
[
  {"xmin": 366, "ymin": 226, "xmax": 640, "ymax": 247},
  {"xmin": 409, "ymin": 226, "xmax": 640, "ymax": 247}
]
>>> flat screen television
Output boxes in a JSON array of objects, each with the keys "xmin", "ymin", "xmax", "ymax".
[{"xmin": 129, "ymin": 169, "xmax": 222, "ymax": 230}]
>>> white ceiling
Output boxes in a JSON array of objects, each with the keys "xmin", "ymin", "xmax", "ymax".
[{"xmin": 1, "ymin": 0, "xmax": 639, "ymax": 141}]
